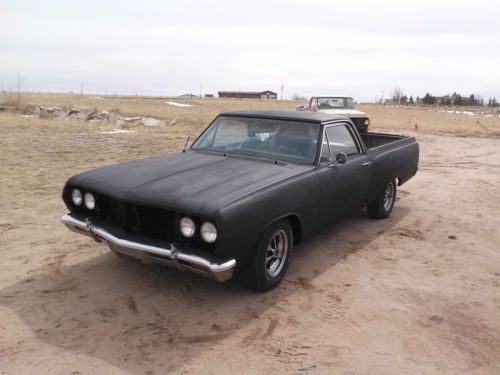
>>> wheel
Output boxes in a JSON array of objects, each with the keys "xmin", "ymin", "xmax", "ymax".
[
  {"xmin": 367, "ymin": 179, "xmax": 396, "ymax": 219},
  {"xmin": 239, "ymin": 220, "xmax": 293, "ymax": 291}
]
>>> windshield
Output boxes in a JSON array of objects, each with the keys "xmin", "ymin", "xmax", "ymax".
[
  {"xmin": 192, "ymin": 116, "xmax": 320, "ymax": 164},
  {"xmin": 317, "ymin": 97, "xmax": 354, "ymax": 110}
]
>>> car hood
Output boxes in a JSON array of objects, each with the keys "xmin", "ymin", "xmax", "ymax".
[
  {"xmin": 67, "ymin": 150, "xmax": 311, "ymax": 215},
  {"xmin": 318, "ymin": 109, "xmax": 368, "ymax": 117}
]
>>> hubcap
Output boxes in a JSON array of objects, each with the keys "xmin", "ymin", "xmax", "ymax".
[
  {"xmin": 265, "ymin": 229, "xmax": 289, "ymax": 278},
  {"xmin": 383, "ymin": 182, "xmax": 395, "ymax": 211}
]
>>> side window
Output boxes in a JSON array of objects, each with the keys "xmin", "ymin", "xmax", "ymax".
[
  {"xmin": 325, "ymin": 125, "xmax": 359, "ymax": 157},
  {"xmin": 320, "ymin": 131, "xmax": 331, "ymax": 162}
]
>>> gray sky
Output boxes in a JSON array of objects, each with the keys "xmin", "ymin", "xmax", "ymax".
[{"xmin": 1, "ymin": 0, "xmax": 499, "ymax": 101}]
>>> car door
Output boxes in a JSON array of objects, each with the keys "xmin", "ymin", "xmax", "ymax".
[{"xmin": 317, "ymin": 122, "xmax": 372, "ymax": 225}]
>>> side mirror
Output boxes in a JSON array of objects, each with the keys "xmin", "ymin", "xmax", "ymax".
[
  {"xmin": 335, "ymin": 153, "xmax": 347, "ymax": 164},
  {"xmin": 320, "ymin": 155, "xmax": 330, "ymax": 163}
]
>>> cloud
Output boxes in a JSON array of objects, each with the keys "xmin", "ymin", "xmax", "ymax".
[{"xmin": 1, "ymin": 0, "xmax": 499, "ymax": 100}]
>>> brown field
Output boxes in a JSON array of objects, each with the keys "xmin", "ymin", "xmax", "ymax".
[{"xmin": 1, "ymin": 95, "xmax": 499, "ymax": 374}]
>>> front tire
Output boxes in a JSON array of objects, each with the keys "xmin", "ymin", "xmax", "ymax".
[
  {"xmin": 367, "ymin": 179, "xmax": 396, "ymax": 219},
  {"xmin": 239, "ymin": 220, "xmax": 293, "ymax": 291}
]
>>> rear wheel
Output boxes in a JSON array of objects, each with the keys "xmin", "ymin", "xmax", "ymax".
[
  {"xmin": 239, "ymin": 220, "xmax": 293, "ymax": 291},
  {"xmin": 367, "ymin": 179, "xmax": 396, "ymax": 219}
]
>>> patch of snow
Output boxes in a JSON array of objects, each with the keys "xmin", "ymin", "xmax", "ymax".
[
  {"xmin": 462, "ymin": 111, "xmax": 475, "ymax": 116},
  {"xmin": 99, "ymin": 129, "xmax": 136, "ymax": 134},
  {"xmin": 166, "ymin": 101, "xmax": 192, "ymax": 107},
  {"xmin": 141, "ymin": 117, "xmax": 164, "ymax": 126},
  {"xmin": 80, "ymin": 129, "xmax": 136, "ymax": 135}
]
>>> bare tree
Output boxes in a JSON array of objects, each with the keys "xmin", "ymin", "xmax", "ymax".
[
  {"xmin": 391, "ymin": 87, "xmax": 404, "ymax": 104},
  {"xmin": 16, "ymin": 75, "xmax": 23, "ymax": 106},
  {"xmin": 291, "ymin": 93, "xmax": 307, "ymax": 100}
]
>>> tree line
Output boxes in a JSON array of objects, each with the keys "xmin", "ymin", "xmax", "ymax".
[{"xmin": 389, "ymin": 88, "xmax": 499, "ymax": 107}]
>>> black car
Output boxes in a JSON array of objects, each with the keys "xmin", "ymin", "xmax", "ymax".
[{"xmin": 62, "ymin": 110, "xmax": 419, "ymax": 290}]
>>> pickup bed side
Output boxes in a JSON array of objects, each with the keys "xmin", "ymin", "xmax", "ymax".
[{"xmin": 362, "ymin": 132, "xmax": 419, "ymax": 204}]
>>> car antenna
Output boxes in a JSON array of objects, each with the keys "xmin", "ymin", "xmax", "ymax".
[{"xmin": 182, "ymin": 136, "xmax": 190, "ymax": 153}]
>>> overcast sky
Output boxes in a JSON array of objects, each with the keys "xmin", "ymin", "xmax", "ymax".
[{"xmin": 1, "ymin": 0, "xmax": 499, "ymax": 101}]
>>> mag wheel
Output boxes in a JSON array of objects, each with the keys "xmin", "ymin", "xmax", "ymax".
[
  {"xmin": 239, "ymin": 220, "xmax": 293, "ymax": 291},
  {"xmin": 367, "ymin": 179, "xmax": 396, "ymax": 219}
]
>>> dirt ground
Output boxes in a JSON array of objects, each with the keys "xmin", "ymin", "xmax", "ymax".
[{"xmin": 1, "ymin": 101, "xmax": 500, "ymax": 374}]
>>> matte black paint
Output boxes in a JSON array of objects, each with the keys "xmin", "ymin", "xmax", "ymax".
[{"xmin": 63, "ymin": 110, "xmax": 419, "ymax": 272}]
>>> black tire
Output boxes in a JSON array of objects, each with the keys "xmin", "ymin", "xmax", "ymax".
[
  {"xmin": 238, "ymin": 220, "xmax": 293, "ymax": 291},
  {"xmin": 367, "ymin": 179, "xmax": 397, "ymax": 219}
]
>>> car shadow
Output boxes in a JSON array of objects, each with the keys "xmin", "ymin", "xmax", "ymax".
[{"xmin": 0, "ymin": 207, "xmax": 408, "ymax": 373}]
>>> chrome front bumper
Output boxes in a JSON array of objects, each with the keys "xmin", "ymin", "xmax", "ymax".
[{"xmin": 61, "ymin": 214, "xmax": 236, "ymax": 282}]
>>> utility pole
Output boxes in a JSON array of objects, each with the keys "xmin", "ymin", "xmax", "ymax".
[
  {"xmin": 199, "ymin": 81, "xmax": 202, "ymax": 99},
  {"xmin": 80, "ymin": 81, "xmax": 83, "ymax": 96},
  {"xmin": 280, "ymin": 83, "xmax": 284, "ymax": 101}
]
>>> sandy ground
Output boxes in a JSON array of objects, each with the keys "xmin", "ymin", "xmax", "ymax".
[{"xmin": 1, "ymin": 108, "xmax": 500, "ymax": 374}]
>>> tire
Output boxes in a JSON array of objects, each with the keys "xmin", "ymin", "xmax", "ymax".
[
  {"xmin": 367, "ymin": 179, "xmax": 397, "ymax": 219},
  {"xmin": 239, "ymin": 220, "xmax": 293, "ymax": 291}
]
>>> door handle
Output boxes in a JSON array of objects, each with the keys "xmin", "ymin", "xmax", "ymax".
[{"xmin": 361, "ymin": 162, "xmax": 372, "ymax": 169}]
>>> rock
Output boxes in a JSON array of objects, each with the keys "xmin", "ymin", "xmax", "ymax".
[
  {"xmin": 107, "ymin": 112, "xmax": 119, "ymax": 125},
  {"xmin": 57, "ymin": 110, "xmax": 70, "ymax": 117},
  {"xmin": 45, "ymin": 107, "xmax": 61, "ymax": 112},
  {"xmin": 0, "ymin": 105, "xmax": 6, "ymax": 111},
  {"xmin": 68, "ymin": 108, "xmax": 80, "ymax": 115},
  {"xmin": 115, "ymin": 119, "xmax": 125, "ymax": 128},
  {"xmin": 73, "ymin": 112, "xmax": 88, "ymax": 120},
  {"xmin": 123, "ymin": 116, "xmax": 143, "ymax": 122},
  {"xmin": 86, "ymin": 110, "xmax": 98, "ymax": 120},
  {"xmin": 168, "ymin": 118, "xmax": 177, "ymax": 126},
  {"xmin": 141, "ymin": 117, "xmax": 164, "ymax": 127}
]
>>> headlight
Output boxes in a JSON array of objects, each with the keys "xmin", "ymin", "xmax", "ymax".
[
  {"xmin": 179, "ymin": 217, "xmax": 195, "ymax": 238},
  {"xmin": 84, "ymin": 192, "xmax": 95, "ymax": 210},
  {"xmin": 71, "ymin": 189, "xmax": 82, "ymax": 206},
  {"xmin": 201, "ymin": 222, "xmax": 217, "ymax": 243},
  {"xmin": 364, "ymin": 119, "xmax": 370, "ymax": 125}
]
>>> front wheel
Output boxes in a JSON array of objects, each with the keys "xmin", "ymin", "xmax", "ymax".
[
  {"xmin": 367, "ymin": 179, "xmax": 396, "ymax": 219},
  {"xmin": 239, "ymin": 220, "xmax": 293, "ymax": 291}
]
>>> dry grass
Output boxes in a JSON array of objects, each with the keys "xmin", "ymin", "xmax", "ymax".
[
  {"xmin": 4, "ymin": 92, "xmax": 499, "ymax": 137},
  {"xmin": 360, "ymin": 104, "xmax": 500, "ymax": 137}
]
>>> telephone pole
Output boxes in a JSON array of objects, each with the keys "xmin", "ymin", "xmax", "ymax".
[{"xmin": 280, "ymin": 83, "xmax": 284, "ymax": 101}]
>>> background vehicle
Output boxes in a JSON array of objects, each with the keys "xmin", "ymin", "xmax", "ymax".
[
  {"xmin": 305, "ymin": 96, "xmax": 371, "ymax": 132},
  {"xmin": 61, "ymin": 110, "xmax": 418, "ymax": 291}
]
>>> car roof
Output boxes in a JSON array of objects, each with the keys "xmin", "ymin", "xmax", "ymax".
[
  {"xmin": 219, "ymin": 109, "xmax": 348, "ymax": 124},
  {"xmin": 312, "ymin": 95, "xmax": 353, "ymax": 98}
]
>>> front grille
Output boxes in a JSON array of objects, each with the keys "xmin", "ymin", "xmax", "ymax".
[
  {"xmin": 90, "ymin": 194, "xmax": 178, "ymax": 243},
  {"xmin": 65, "ymin": 187, "xmax": 217, "ymax": 252}
]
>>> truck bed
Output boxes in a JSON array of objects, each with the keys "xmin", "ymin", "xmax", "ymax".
[
  {"xmin": 361, "ymin": 132, "xmax": 409, "ymax": 149},
  {"xmin": 361, "ymin": 132, "xmax": 419, "ymax": 188}
]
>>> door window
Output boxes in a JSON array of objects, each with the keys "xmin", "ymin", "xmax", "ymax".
[{"xmin": 325, "ymin": 125, "xmax": 359, "ymax": 157}]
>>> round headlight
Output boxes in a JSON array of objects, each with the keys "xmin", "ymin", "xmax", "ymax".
[
  {"xmin": 364, "ymin": 119, "xmax": 370, "ymax": 125},
  {"xmin": 201, "ymin": 222, "xmax": 217, "ymax": 243},
  {"xmin": 84, "ymin": 192, "xmax": 95, "ymax": 210},
  {"xmin": 179, "ymin": 217, "xmax": 195, "ymax": 238},
  {"xmin": 72, "ymin": 189, "xmax": 82, "ymax": 206}
]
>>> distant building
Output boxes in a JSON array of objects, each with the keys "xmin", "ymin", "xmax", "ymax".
[
  {"xmin": 204, "ymin": 94, "xmax": 214, "ymax": 98},
  {"xmin": 218, "ymin": 90, "xmax": 278, "ymax": 99}
]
